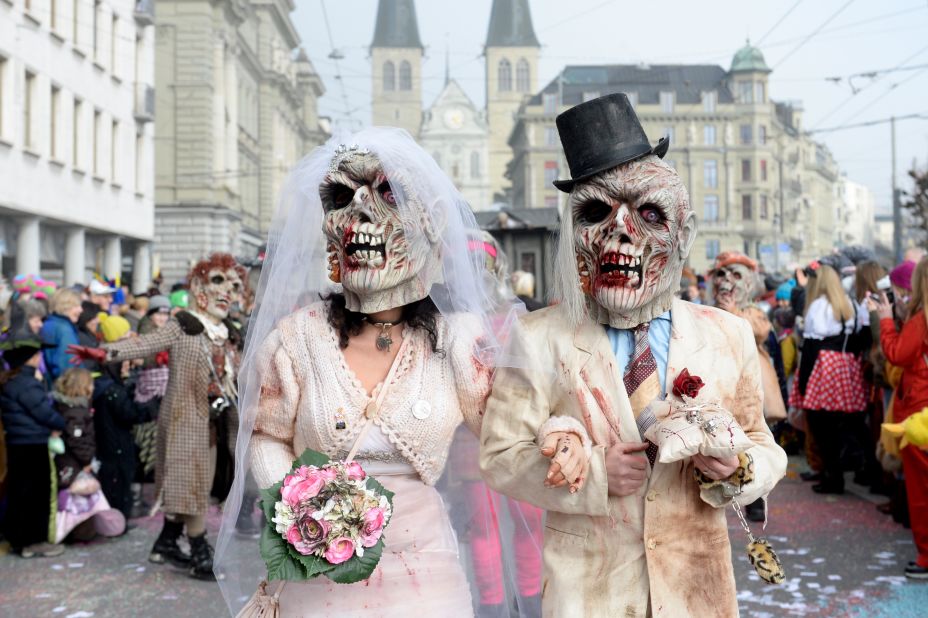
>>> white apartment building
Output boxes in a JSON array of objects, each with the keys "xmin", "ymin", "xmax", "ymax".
[
  {"xmin": 838, "ymin": 177, "xmax": 876, "ymax": 249},
  {"xmin": 0, "ymin": 0, "xmax": 155, "ymax": 291}
]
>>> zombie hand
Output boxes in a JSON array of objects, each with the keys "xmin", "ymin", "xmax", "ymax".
[
  {"xmin": 692, "ymin": 453, "xmax": 740, "ymax": 480},
  {"xmin": 67, "ymin": 345, "xmax": 106, "ymax": 364},
  {"xmin": 605, "ymin": 441, "xmax": 649, "ymax": 497},
  {"xmin": 541, "ymin": 432, "xmax": 590, "ymax": 494}
]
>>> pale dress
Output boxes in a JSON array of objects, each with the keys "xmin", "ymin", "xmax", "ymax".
[{"xmin": 250, "ymin": 302, "xmax": 489, "ymax": 617}]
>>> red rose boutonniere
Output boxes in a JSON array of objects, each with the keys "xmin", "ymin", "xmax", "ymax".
[{"xmin": 672, "ymin": 368, "xmax": 705, "ymax": 400}]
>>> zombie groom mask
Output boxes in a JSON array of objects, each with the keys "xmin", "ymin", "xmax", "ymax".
[
  {"xmin": 320, "ymin": 145, "xmax": 443, "ymax": 314},
  {"xmin": 554, "ymin": 94, "xmax": 697, "ymax": 329}
]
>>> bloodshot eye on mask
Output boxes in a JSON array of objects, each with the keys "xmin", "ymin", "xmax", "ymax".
[
  {"xmin": 318, "ymin": 148, "xmax": 443, "ymax": 315},
  {"xmin": 551, "ymin": 92, "xmax": 696, "ymax": 330}
]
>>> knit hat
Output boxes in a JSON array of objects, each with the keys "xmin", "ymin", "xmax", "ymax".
[
  {"xmin": 77, "ymin": 302, "xmax": 102, "ymax": 330},
  {"xmin": 170, "ymin": 289, "xmax": 189, "ymax": 309},
  {"xmin": 100, "ymin": 315, "xmax": 131, "ymax": 343},
  {"xmin": 147, "ymin": 295, "xmax": 171, "ymax": 315},
  {"xmin": 890, "ymin": 261, "xmax": 916, "ymax": 291},
  {"xmin": 775, "ymin": 280, "xmax": 795, "ymax": 301}
]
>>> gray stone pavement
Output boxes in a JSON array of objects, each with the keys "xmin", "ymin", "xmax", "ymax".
[{"xmin": 0, "ymin": 457, "xmax": 925, "ymax": 617}]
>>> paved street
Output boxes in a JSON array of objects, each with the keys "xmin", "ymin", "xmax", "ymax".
[{"xmin": 0, "ymin": 457, "xmax": 925, "ymax": 617}]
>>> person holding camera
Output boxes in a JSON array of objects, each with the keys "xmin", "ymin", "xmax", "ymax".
[
  {"xmin": 68, "ymin": 254, "xmax": 246, "ymax": 581},
  {"xmin": 871, "ymin": 257, "xmax": 928, "ymax": 579}
]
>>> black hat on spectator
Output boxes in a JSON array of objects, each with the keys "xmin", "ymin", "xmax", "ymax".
[{"xmin": 1, "ymin": 332, "xmax": 51, "ymax": 369}]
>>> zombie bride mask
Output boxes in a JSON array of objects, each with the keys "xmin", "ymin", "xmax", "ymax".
[
  {"xmin": 710, "ymin": 252, "xmax": 760, "ymax": 310},
  {"xmin": 188, "ymin": 254, "xmax": 247, "ymax": 323},
  {"xmin": 554, "ymin": 94, "xmax": 695, "ymax": 329},
  {"xmin": 320, "ymin": 145, "xmax": 443, "ymax": 314}
]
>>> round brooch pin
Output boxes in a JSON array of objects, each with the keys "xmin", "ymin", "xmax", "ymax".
[{"xmin": 412, "ymin": 400, "xmax": 431, "ymax": 420}]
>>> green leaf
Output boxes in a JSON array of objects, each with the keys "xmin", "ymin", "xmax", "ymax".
[
  {"xmin": 325, "ymin": 538, "xmax": 385, "ymax": 584},
  {"xmin": 259, "ymin": 483, "xmax": 283, "ymax": 525},
  {"xmin": 260, "ymin": 525, "xmax": 306, "ymax": 581},
  {"xmin": 287, "ymin": 543, "xmax": 335, "ymax": 578},
  {"xmin": 293, "ymin": 448, "xmax": 331, "ymax": 469}
]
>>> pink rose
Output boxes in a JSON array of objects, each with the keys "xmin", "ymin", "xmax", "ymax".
[
  {"xmin": 281, "ymin": 473, "xmax": 326, "ymax": 507},
  {"xmin": 320, "ymin": 466, "xmax": 338, "ymax": 481},
  {"xmin": 286, "ymin": 524, "xmax": 302, "ymax": 546},
  {"xmin": 290, "ymin": 514, "xmax": 329, "ymax": 555},
  {"xmin": 359, "ymin": 507, "xmax": 385, "ymax": 548},
  {"xmin": 345, "ymin": 461, "xmax": 367, "ymax": 481},
  {"xmin": 324, "ymin": 537, "xmax": 355, "ymax": 564}
]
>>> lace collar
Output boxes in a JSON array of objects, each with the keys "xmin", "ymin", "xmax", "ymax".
[{"xmin": 188, "ymin": 310, "xmax": 229, "ymax": 344}]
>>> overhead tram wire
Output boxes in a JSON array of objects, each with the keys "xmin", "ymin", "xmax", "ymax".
[
  {"xmin": 806, "ymin": 112, "xmax": 928, "ymax": 135},
  {"xmin": 836, "ymin": 66, "xmax": 928, "ymax": 127},
  {"xmin": 811, "ymin": 41, "xmax": 928, "ymax": 129},
  {"xmin": 756, "ymin": 0, "xmax": 805, "ymax": 46},
  {"xmin": 772, "ymin": 0, "xmax": 857, "ymax": 69},
  {"xmin": 319, "ymin": 0, "xmax": 357, "ymax": 129}
]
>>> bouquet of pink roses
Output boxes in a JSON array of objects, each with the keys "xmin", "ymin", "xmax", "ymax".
[{"xmin": 259, "ymin": 449, "xmax": 394, "ymax": 584}]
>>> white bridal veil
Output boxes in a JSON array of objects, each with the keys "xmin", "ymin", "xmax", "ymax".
[{"xmin": 215, "ymin": 127, "xmax": 542, "ymax": 616}]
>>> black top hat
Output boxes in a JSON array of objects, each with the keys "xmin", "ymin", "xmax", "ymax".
[
  {"xmin": 553, "ymin": 93, "xmax": 669, "ymax": 193},
  {"xmin": 0, "ymin": 331, "xmax": 50, "ymax": 369}
]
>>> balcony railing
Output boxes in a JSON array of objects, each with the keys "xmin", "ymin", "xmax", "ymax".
[
  {"xmin": 134, "ymin": 0, "xmax": 154, "ymax": 27},
  {"xmin": 134, "ymin": 83, "xmax": 155, "ymax": 123}
]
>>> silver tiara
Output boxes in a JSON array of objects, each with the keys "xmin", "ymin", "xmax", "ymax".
[{"xmin": 328, "ymin": 144, "xmax": 371, "ymax": 173}]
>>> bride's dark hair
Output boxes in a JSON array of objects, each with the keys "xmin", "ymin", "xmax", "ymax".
[{"xmin": 323, "ymin": 292, "xmax": 443, "ymax": 354}]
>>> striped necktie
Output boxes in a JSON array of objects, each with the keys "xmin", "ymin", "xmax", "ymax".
[{"xmin": 623, "ymin": 322, "xmax": 661, "ymax": 467}]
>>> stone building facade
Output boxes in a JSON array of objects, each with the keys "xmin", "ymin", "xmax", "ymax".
[
  {"xmin": 0, "ymin": 0, "xmax": 156, "ymax": 290},
  {"xmin": 370, "ymin": 0, "xmax": 538, "ymax": 207},
  {"xmin": 418, "ymin": 79, "xmax": 491, "ymax": 209},
  {"xmin": 508, "ymin": 43, "xmax": 861, "ymax": 274},
  {"xmin": 154, "ymin": 0, "xmax": 326, "ymax": 283}
]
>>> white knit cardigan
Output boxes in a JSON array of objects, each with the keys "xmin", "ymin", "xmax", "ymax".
[{"xmin": 250, "ymin": 302, "xmax": 490, "ymax": 489}]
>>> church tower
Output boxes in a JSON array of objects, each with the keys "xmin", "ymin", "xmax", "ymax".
[
  {"xmin": 371, "ymin": 0, "xmax": 424, "ymax": 137},
  {"xmin": 485, "ymin": 0, "xmax": 540, "ymax": 201}
]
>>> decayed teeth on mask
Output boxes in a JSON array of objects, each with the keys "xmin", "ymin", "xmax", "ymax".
[{"xmin": 371, "ymin": 255, "xmax": 384, "ymax": 267}]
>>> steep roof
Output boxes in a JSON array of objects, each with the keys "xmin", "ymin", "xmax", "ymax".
[
  {"xmin": 475, "ymin": 207, "xmax": 560, "ymax": 231},
  {"xmin": 371, "ymin": 0, "xmax": 423, "ymax": 49},
  {"xmin": 529, "ymin": 64, "xmax": 735, "ymax": 106},
  {"xmin": 730, "ymin": 41, "xmax": 771, "ymax": 73},
  {"xmin": 485, "ymin": 0, "xmax": 540, "ymax": 48}
]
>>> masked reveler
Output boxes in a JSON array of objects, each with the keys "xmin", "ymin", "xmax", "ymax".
[
  {"xmin": 69, "ymin": 254, "xmax": 246, "ymax": 580},
  {"xmin": 214, "ymin": 128, "xmax": 554, "ymax": 617},
  {"xmin": 480, "ymin": 94, "xmax": 788, "ymax": 617},
  {"xmin": 709, "ymin": 252, "xmax": 788, "ymax": 522}
]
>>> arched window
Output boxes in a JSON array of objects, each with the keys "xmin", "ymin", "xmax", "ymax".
[
  {"xmin": 470, "ymin": 151, "xmax": 480, "ymax": 178},
  {"xmin": 399, "ymin": 61, "xmax": 412, "ymax": 91},
  {"xmin": 516, "ymin": 59, "xmax": 530, "ymax": 92},
  {"xmin": 383, "ymin": 61, "xmax": 395, "ymax": 91},
  {"xmin": 498, "ymin": 58, "xmax": 512, "ymax": 92}
]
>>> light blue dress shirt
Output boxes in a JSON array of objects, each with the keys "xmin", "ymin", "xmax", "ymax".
[{"xmin": 605, "ymin": 311, "xmax": 672, "ymax": 395}]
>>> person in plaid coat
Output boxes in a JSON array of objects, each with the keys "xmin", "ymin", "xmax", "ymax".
[{"xmin": 69, "ymin": 254, "xmax": 246, "ymax": 580}]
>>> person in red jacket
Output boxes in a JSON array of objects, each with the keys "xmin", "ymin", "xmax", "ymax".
[{"xmin": 873, "ymin": 257, "xmax": 928, "ymax": 580}]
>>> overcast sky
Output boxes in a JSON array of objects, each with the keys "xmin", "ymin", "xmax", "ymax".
[{"xmin": 294, "ymin": 0, "xmax": 928, "ymax": 215}]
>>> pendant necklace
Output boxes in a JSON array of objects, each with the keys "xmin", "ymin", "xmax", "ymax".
[{"xmin": 364, "ymin": 317, "xmax": 402, "ymax": 352}]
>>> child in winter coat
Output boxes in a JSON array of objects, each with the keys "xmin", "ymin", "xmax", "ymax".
[
  {"xmin": 93, "ymin": 316, "xmax": 157, "ymax": 520},
  {"xmin": 52, "ymin": 368, "xmax": 96, "ymax": 489},
  {"xmin": 0, "ymin": 334, "xmax": 66, "ymax": 557}
]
